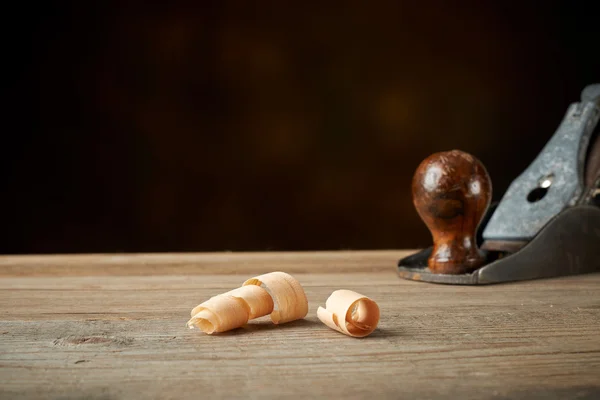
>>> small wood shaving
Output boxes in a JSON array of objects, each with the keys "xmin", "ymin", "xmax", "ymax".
[
  {"xmin": 317, "ymin": 290, "xmax": 380, "ymax": 337},
  {"xmin": 187, "ymin": 272, "xmax": 307, "ymax": 334},
  {"xmin": 243, "ymin": 271, "xmax": 309, "ymax": 324},
  {"xmin": 187, "ymin": 295, "xmax": 250, "ymax": 334},
  {"xmin": 190, "ymin": 285, "xmax": 274, "ymax": 320}
]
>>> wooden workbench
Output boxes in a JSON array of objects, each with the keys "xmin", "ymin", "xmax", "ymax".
[{"xmin": 1, "ymin": 251, "xmax": 599, "ymax": 399}]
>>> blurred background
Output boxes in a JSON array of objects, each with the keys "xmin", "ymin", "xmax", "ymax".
[{"xmin": 2, "ymin": 1, "xmax": 599, "ymax": 254}]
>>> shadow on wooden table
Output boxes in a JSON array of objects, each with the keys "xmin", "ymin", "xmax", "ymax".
[
  {"xmin": 206, "ymin": 318, "xmax": 403, "ymax": 339},
  {"xmin": 216, "ymin": 318, "xmax": 320, "ymax": 336},
  {"xmin": 367, "ymin": 328, "xmax": 403, "ymax": 338}
]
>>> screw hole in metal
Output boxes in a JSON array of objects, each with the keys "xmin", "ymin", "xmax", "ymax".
[
  {"xmin": 527, "ymin": 175, "xmax": 554, "ymax": 203},
  {"xmin": 527, "ymin": 187, "xmax": 549, "ymax": 202}
]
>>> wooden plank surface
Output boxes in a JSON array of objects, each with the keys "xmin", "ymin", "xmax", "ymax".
[{"xmin": 1, "ymin": 251, "xmax": 599, "ymax": 399}]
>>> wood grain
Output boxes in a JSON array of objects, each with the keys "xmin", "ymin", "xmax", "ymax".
[
  {"xmin": 0, "ymin": 250, "xmax": 413, "ymax": 277},
  {"xmin": 1, "ymin": 251, "xmax": 599, "ymax": 399}
]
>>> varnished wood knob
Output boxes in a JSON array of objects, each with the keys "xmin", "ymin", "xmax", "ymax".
[{"xmin": 412, "ymin": 150, "xmax": 492, "ymax": 274}]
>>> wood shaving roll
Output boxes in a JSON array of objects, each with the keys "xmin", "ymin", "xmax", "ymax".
[
  {"xmin": 187, "ymin": 272, "xmax": 308, "ymax": 334},
  {"xmin": 243, "ymin": 271, "xmax": 309, "ymax": 324},
  {"xmin": 317, "ymin": 290, "xmax": 380, "ymax": 337}
]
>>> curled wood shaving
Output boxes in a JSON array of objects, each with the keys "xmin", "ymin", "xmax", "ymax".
[
  {"xmin": 243, "ymin": 271, "xmax": 309, "ymax": 324},
  {"xmin": 190, "ymin": 285, "xmax": 274, "ymax": 320},
  {"xmin": 187, "ymin": 295, "xmax": 251, "ymax": 334},
  {"xmin": 187, "ymin": 272, "xmax": 307, "ymax": 334},
  {"xmin": 317, "ymin": 290, "xmax": 380, "ymax": 337}
]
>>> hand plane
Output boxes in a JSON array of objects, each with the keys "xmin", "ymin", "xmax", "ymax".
[{"xmin": 397, "ymin": 84, "xmax": 600, "ymax": 284}]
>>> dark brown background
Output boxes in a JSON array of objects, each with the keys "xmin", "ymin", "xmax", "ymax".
[{"xmin": 2, "ymin": 1, "xmax": 599, "ymax": 254}]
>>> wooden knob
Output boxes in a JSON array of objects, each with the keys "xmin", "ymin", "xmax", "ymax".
[{"xmin": 412, "ymin": 150, "xmax": 492, "ymax": 274}]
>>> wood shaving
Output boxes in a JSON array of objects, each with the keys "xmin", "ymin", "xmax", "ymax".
[
  {"xmin": 243, "ymin": 271, "xmax": 308, "ymax": 324},
  {"xmin": 187, "ymin": 272, "xmax": 307, "ymax": 334},
  {"xmin": 317, "ymin": 290, "xmax": 380, "ymax": 337}
]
